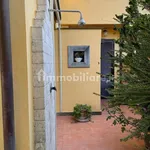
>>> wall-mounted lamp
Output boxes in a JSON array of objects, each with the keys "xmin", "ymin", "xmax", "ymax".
[
  {"xmin": 49, "ymin": 9, "xmax": 86, "ymax": 26},
  {"xmin": 103, "ymin": 29, "xmax": 108, "ymax": 37},
  {"xmin": 48, "ymin": 9, "xmax": 86, "ymax": 112}
]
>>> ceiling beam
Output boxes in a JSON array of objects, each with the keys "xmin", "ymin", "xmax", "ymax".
[{"xmin": 60, "ymin": 24, "xmax": 122, "ymax": 29}]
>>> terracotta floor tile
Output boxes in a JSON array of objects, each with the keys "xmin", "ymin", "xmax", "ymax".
[
  {"xmin": 57, "ymin": 142, "xmax": 63, "ymax": 150},
  {"xmin": 57, "ymin": 105, "xmax": 145, "ymax": 150}
]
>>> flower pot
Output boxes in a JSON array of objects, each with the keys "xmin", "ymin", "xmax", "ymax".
[
  {"xmin": 80, "ymin": 110, "xmax": 87, "ymax": 119},
  {"xmin": 76, "ymin": 117, "xmax": 90, "ymax": 122},
  {"xmin": 75, "ymin": 57, "xmax": 82, "ymax": 62},
  {"xmin": 76, "ymin": 110, "xmax": 90, "ymax": 122},
  {"xmin": 73, "ymin": 104, "xmax": 92, "ymax": 123}
]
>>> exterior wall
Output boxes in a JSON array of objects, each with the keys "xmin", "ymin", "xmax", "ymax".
[
  {"xmin": 55, "ymin": 31, "xmax": 60, "ymax": 112},
  {"xmin": 54, "ymin": 0, "xmax": 126, "ymax": 113},
  {"xmin": 25, "ymin": 0, "xmax": 37, "ymax": 149},
  {"xmin": 102, "ymin": 29, "xmax": 119, "ymax": 39},
  {"xmin": 32, "ymin": 0, "xmax": 56, "ymax": 150},
  {"xmin": 55, "ymin": 29, "xmax": 119, "ymax": 113},
  {"xmin": 9, "ymin": 0, "xmax": 56, "ymax": 149},
  {"xmin": 60, "ymin": 0, "xmax": 129, "ymax": 24},
  {"xmin": 9, "ymin": 0, "xmax": 36, "ymax": 149},
  {"xmin": 56, "ymin": 30, "xmax": 101, "ymax": 112}
]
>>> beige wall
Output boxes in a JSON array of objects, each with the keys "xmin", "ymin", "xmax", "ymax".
[
  {"xmin": 55, "ymin": 31, "xmax": 60, "ymax": 112},
  {"xmin": 9, "ymin": 0, "xmax": 36, "ymax": 149},
  {"xmin": 25, "ymin": 0, "xmax": 36, "ymax": 149},
  {"xmin": 55, "ymin": 0, "xmax": 124, "ymax": 113},
  {"xmin": 55, "ymin": 29, "xmax": 119, "ymax": 113},
  {"xmin": 102, "ymin": 29, "xmax": 119, "ymax": 39},
  {"xmin": 56, "ymin": 30, "xmax": 101, "ymax": 112},
  {"xmin": 60, "ymin": 0, "xmax": 129, "ymax": 24}
]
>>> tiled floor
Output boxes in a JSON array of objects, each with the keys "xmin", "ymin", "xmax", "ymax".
[{"xmin": 57, "ymin": 107, "xmax": 144, "ymax": 150}]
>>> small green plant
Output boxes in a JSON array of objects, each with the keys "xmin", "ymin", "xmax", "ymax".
[
  {"xmin": 73, "ymin": 104, "xmax": 92, "ymax": 120},
  {"xmin": 74, "ymin": 51, "xmax": 84, "ymax": 58}
]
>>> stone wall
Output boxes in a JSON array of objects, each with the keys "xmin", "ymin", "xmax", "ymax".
[{"xmin": 32, "ymin": 0, "xmax": 56, "ymax": 149}]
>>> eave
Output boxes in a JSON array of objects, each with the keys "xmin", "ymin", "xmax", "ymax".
[{"xmin": 60, "ymin": 24, "xmax": 122, "ymax": 29}]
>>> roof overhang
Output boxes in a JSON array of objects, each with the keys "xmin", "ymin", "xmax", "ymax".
[{"xmin": 60, "ymin": 24, "xmax": 122, "ymax": 29}]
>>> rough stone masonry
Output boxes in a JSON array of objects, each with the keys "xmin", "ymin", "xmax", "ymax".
[{"xmin": 32, "ymin": 0, "xmax": 56, "ymax": 149}]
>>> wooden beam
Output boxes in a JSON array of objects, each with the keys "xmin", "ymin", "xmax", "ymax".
[{"xmin": 61, "ymin": 24, "xmax": 122, "ymax": 29}]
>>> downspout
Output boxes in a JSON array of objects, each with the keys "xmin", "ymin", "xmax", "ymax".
[
  {"xmin": 58, "ymin": 21, "xmax": 63, "ymax": 112},
  {"xmin": 0, "ymin": 0, "xmax": 16, "ymax": 149},
  {"xmin": 53, "ymin": 0, "xmax": 63, "ymax": 112}
]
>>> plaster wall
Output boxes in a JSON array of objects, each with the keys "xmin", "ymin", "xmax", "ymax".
[
  {"xmin": 60, "ymin": 0, "xmax": 129, "ymax": 24},
  {"xmin": 55, "ymin": 30, "xmax": 101, "ymax": 112}
]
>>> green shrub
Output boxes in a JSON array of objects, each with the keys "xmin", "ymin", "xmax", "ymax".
[
  {"xmin": 102, "ymin": 0, "xmax": 150, "ymax": 145},
  {"xmin": 73, "ymin": 104, "xmax": 92, "ymax": 119}
]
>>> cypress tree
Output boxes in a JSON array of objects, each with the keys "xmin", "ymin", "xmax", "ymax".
[{"xmin": 105, "ymin": 0, "xmax": 150, "ymax": 148}]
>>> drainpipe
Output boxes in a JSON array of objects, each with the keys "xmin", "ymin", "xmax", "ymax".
[
  {"xmin": 0, "ymin": 0, "xmax": 16, "ymax": 149},
  {"xmin": 58, "ymin": 21, "xmax": 63, "ymax": 112}
]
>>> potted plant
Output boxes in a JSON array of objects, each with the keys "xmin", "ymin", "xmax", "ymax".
[
  {"xmin": 73, "ymin": 104, "xmax": 92, "ymax": 122},
  {"xmin": 74, "ymin": 52, "xmax": 84, "ymax": 62}
]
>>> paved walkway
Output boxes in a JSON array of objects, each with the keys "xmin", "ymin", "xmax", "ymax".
[{"xmin": 57, "ymin": 110, "xmax": 144, "ymax": 150}]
